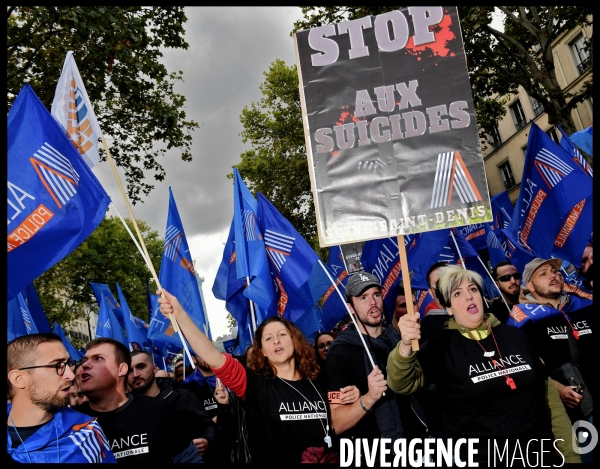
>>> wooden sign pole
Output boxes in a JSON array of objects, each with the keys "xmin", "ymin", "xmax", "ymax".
[{"xmin": 397, "ymin": 235, "xmax": 419, "ymax": 351}]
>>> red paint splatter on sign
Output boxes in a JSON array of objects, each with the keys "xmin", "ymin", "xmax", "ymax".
[
  {"xmin": 336, "ymin": 105, "xmax": 361, "ymax": 126},
  {"xmin": 406, "ymin": 12, "xmax": 455, "ymax": 58}
]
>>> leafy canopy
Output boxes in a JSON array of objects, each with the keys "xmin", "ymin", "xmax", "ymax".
[
  {"xmin": 7, "ymin": 6, "xmax": 199, "ymax": 203},
  {"xmin": 34, "ymin": 215, "xmax": 163, "ymax": 331}
]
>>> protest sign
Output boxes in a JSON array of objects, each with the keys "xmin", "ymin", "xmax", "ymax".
[{"xmin": 294, "ymin": 6, "xmax": 492, "ymax": 246}]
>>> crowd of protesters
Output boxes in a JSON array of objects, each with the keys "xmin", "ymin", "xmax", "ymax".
[{"xmin": 7, "ymin": 245, "xmax": 593, "ymax": 464}]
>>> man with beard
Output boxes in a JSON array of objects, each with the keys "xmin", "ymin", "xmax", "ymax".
[
  {"xmin": 508, "ymin": 258, "xmax": 594, "ymax": 425},
  {"xmin": 579, "ymin": 244, "xmax": 593, "ymax": 291},
  {"xmin": 488, "ymin": 261, "xmax": 522, "ymax": 323},
  {"xmin": 7, "ymin": 333, "xmax": 116, "ymax": 463},
  {"xmin": 75, "ymin": 338, "xmax": 202, "ymax": 463},
  {"xmin": 128, "ymin": 350, "xmax": 217, "ymax": 459},
  {"xmin": 326, "ymin": 273, "xmax": 427, "ymax": 454}
]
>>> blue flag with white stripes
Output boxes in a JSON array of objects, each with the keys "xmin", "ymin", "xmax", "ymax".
[
  {"xmin": 508, "ymin": 122, "xmax": 593, "ymax": 267},
  {"xmin": 116, "ymin": 282, "xmax": 151, "ymax": 352},
  {"xmin": 8, "ymin": 293, "xmax": 39, "ymax": 342},
  {"xmin": 7, "ymin": 85, "xmax": 110, "ymax": 300},
  {"xmin": 257, "ymin": 193, "xmax": 331, "ymax": 335},
  {"xmin": 157, "ymin": 187, "xmax": 211, "ymax": 339},
  {"xmin": 95, "ymin": 295, "xmax": 127, "ymax": 345}
]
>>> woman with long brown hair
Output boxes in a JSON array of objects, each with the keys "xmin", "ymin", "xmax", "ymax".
[{"xmin": 157, "ymin": 289, "xmax": 337, "ymax": 464}]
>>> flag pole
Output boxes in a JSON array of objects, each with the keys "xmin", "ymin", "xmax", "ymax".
[
  {"xmin": 317, "ymin": 260, "xmax": 384, "ymax": 385},
  {"xmin": 246, "ymin": 277, "xmax": 258, "ymax": 335},
  {"xmin": 100, "ymin": 137, "xmax": 195, "ymax": 370},
  {"xmin": 397, "ymin": 235, "xmax": 420, "ymax": 351}
]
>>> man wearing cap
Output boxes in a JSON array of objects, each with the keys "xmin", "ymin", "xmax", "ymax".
[
  {"xmin": 326, "ymin": 272, "xmax": 427, "ymax": 452},
  {"xmin": 488, "ymin": 261, "xmax": 522, "ymax": 323},
  {"xmin": 508, "ymin": 258, "xmax": 594, "ymax": 424}
]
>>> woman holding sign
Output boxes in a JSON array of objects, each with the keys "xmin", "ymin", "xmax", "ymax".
[
  {"xmin": 387, "ymin": 265, "xmax": 578, "ymax": 464},
  {"xmin": 157, "ymin": 289, "xmax": 337, "ymax": 464}
]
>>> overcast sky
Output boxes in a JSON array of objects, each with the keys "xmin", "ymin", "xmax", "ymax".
[{"xmin": 93, "ymin": 7, "xmax": 305, "ymax": 338}]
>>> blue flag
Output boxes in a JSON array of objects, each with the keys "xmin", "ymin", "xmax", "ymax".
[
  {"xmin": 159, "ymin": 187, "xmax": 211, "ymax": 339},
  {"xmin": 20, "ymin": 283, "xmax": 52, "ymax": 333},
  {"xmin": 8, "ymin": 293, "xmax": 39, "ymax": 342},
  {"xmin": 213, "ymin": 219, "xmax": 274, "ymax": 330},
  {"xmin": 53, "ymin": 322, "xmax": 83, "ymax": 360},
  {"xmin": 256, "ymin": 193, "xmax": 331, "ymax": 338},
  {"xmin": 569, "ymin": 125, "xmax": 593, "ymax": 157},
  {"xmin": 95, "ymin": 295, "xmax": 127, "ymax": 345},
  {"xmin": 501, "ymin": 227, "xmax": 537, "ymax": 274},
  {"xmin": 116, "ymin": 283, "xmax": 151, "ymax": 352},
  {"xmin": 454, "ymin": 223, "xmax": 488, "ymax": 251},
  {"xmin": 7, "ymin": 85, "xmax": 110, "ymax": 300},
  {"xmin": 558, "ymin": 126, "xmax": 593, "ymax": 178},
  {"xmin": 146, "ymin": 282, "xmax": 181, "ymax": 346},
  {"xmin": 89, "ymin": 282, "xmax": 124, "ymax": 325},
  {"xmin": 508, "ymin": 122, "xmax": 593, "ymax": 267},
  {"xmin": 490, "ymin": 191, "xmax": 514, "ymax": 229},
  {"xmin": 485, "ymin": 224, "xmax": 508, "ymax": 268},
  {"xmin": 320, "ymin": 246, "xmax": 350, "ymax": 332},
  {"xmin": 233, "ymin": 168, "xmax": 269, "ymax": 280}
]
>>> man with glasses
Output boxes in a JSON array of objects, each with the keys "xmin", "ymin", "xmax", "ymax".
[
  {"xmin": 7, "ymin": 333, "xmax": 116, "ymax": 463},
  {"xmin": 489, "ymin": 261, "xmax": 522, "ymax": 323}
]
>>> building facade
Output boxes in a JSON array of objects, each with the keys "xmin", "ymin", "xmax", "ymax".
[{"xmin": 481, "ymin": 22, "xmax": 592, "ymax": 205}]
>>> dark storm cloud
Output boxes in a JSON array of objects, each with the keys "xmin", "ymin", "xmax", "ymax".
[{"xmin": 92, "ymin": 7, "xmax": 303, "ymax": 336}]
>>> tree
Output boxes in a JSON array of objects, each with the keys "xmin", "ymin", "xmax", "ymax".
[
  {"xmin": 34, "ymin": 216, "xmax": 163, "ymax": 330},
  {"xmin": 293, "ymin": 6, "xmax": 593, "ymax": 137},
  {"xmin": 7, "ymin": 6, "xmax": 199, "ymax": 203},
  {"xmin": 235, "ymin": 59, "xmax": 327, "ymax": 258}
]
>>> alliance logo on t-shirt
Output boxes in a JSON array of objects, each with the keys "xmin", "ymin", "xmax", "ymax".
[
  {"xmin": 468, "ymin": 354, "xmax": 531, "ymax": 384},
  {"xmin": 110, "ymin": 433, "xmax": 149, "ymax": 459},
  {"xmin": 278, "ymin": 400, "xmax": 327, "ymax": 421},
  {"xmin": 547, "ymin": 320, "xmax": 591, "ymax": 340},
  {"xmin": 204, "ymin": 397, "xmax": 217, "ymax": 412}
]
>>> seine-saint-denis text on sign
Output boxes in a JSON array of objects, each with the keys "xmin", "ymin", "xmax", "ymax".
[{"xmin": 294, "ymin": 6, "xmax": 492, "ymax": 247}]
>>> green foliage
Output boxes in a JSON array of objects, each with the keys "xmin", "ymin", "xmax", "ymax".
[
  {"xmin": 34, "ymin": 215, "xmax": 163, "ymax": 330},
  {"xmin": 7, "ymin": 6, "xmax": 199, "ymax": 203},
  {"xmin": 235, "ymin": 59, "xmax": 327, "ymax": 259}
]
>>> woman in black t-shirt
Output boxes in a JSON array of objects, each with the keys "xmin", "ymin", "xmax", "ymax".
[
  {"xmin": 157, "ymin": 289, "xmax": 337, "ymax": 464},
  {"xmin": 387, "ymin": 265, "xmax": 580, "ymax": 465}
]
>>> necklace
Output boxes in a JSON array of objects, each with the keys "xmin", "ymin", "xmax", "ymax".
[
  {"xmin": 277, "ymin": 376, "xmax": 332, "ymax": 448},
  {"xmin": 467, "ymin": 321, "xmax": 517, "ymax": 390}
]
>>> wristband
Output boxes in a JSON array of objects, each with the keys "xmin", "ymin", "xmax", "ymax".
[{"xmin": 359, "ymin": 395, "xmax": 371, "ymax": 413}]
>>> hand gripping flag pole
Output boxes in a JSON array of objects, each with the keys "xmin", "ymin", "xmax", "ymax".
[{"xmin": 318, "ymin": 259, "xmax": 386, "ymax": 395}]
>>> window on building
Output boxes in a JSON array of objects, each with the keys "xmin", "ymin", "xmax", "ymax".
[
  {"xmin": 487, "ymin": 125, "xmax": 502, "ymax": 150},
  {"xmin": 546, "ymin": 127, "xmax": 560, "ymax": 144},
  {"xmin": 510, "ymin": 99, "xmax": 527, "ymax": 132},
  {"xmin": 571, "ymin": 34, "xmax": 591, "ymax": 75},
  {"xmin": 498, "ymin": 160, "xmax": 516, "ymax": 190},
  {"xmin": 529, "ymin": 95, "xmax": 544, "ymax": 117}
]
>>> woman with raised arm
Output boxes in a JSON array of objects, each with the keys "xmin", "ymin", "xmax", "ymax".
[
  {"xmin": 386, "ymin": 265, "xmax": 579, "ymax": 465},
  {"xmin": 158, "ymin": 289, "xmax": 338, "ymax": 464}
]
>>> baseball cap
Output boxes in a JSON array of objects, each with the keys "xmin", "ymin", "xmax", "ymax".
[
  {"xmin": 345, "ymin": 272, "xmax": 382, "ymax": 298},
  {"xmin": 522, "ymin": 258, "xmax": 563, "ymax": 284}
]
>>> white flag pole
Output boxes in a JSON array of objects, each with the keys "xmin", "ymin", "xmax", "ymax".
[{"xmin": 317, "ymin": 260, "xmax": 381, "ymax": 375}]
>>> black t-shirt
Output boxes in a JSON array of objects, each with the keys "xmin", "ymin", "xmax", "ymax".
[
  {"xmin": 518, "ymin": 305, "xmax": 594, "ymax": 391},
  {"xmin": 242, "ymin": 369, "xmax": 330, "ymax": 464},
  {"xmin": 417, "ymin": 324, "xmax": 551, "ymax": 439},
  {"xmin": 180, "ymin": 378, "xmax": 219, "ymax": 418},
  {"xmin": 75, "ymin": 394, "xmax": 197, "ymax": 463}
]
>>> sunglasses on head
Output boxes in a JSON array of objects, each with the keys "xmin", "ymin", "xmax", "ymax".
[{"xmin": 497, "ymin": 273, "xmax": 521, "ymax": 282}]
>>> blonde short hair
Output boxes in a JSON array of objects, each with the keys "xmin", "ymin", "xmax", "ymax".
[{"xmin": 436, "ymin": 265, "xmax": 483, "ymax": 308}]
